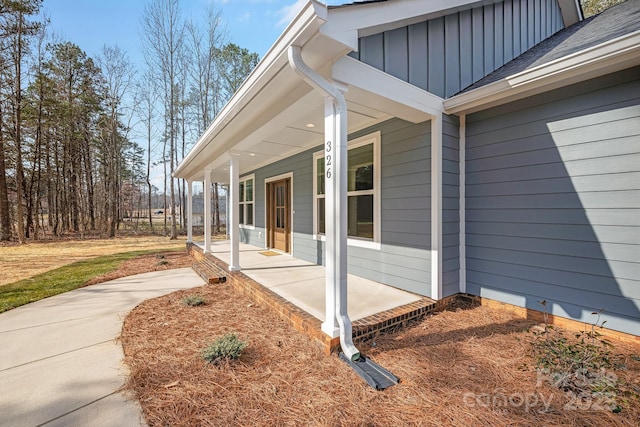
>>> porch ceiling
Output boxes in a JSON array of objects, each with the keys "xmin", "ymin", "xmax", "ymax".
[{"xmin": 200, "ymin": 85, "xmax": 394, "ymax": 184}]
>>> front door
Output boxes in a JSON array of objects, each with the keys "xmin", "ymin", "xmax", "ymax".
[{"xmin": 267, "ymin": 178, "xmax": 291, "ymax": 253}]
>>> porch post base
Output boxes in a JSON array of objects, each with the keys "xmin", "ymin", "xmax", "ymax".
[
  {"xmin": 321, "ymin": 322, "xmax": 340, "ymax": 338},
  {"xmin": 229, "ymin": 265, "xmax": 241, "ymax": 272}
]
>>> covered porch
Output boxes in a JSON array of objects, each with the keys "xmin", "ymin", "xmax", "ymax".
[
  {"xmin": 187, "ymin": 240, "xmax": 441, "ymax": 353},
  {"xmin": 176, "ymin": 2, "xmax": 447, "ymax": 358}
]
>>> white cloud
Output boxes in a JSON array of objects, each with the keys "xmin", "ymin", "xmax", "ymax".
[
  {"xmin": 276, "ymin": 0, "xmax": 307, "ymax": 28},
  {"xmin": 237, "ymin": 11, "xmax": 252, "ymax": 22}
]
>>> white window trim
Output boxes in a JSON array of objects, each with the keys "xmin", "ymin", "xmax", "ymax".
[
  {"xmin": 313, "ymin": 131, "xmax": 381, "ymax": 250},
  {"xmin": 239, "ymin": 174, "xmax": 255, "ymax": 230}
]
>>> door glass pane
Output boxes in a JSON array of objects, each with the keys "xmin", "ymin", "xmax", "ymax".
[
  {"xmin": 348, "ymin": 144, "xmax": 374, "ymax": 191},
  {"xmin": 246, "ymin": 179, "xmax": 253, "ymax": 202},
  {"xmin": 246, "ymin": 203, "xmax": 253, "ymax": 226},
  {"xmin": 277, "ymin": 208, "xmax": 283, "ymax": 228},
  {"xmin": 239, "ymin": 181, "xmax": 245, "ymax": 203},
  {"xmin": 277, "ymin": 185, "xmax": 284, "ymax": 206},
  {"xmin": 239, "ymin": 204, "xmax": 244, "ymax": 225},
  {"xmin": 347, "ymin": 194, "xmax": 373, "ymax": 239},
  {"xmin": 316, "ymin": 158, "xmax": 325, "ymax": 195}
]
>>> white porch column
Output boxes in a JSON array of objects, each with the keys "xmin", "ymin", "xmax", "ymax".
[
  {"xmin": 431, "ymin": 115, "xmax": 443, "ymax": 300},
  {"xmin": 203, "ymin": 170, "xmax": 212, "ymax": 254},
  {"xmin": 229, "ymin": 152, "xmax": 241, "ymax": 271},
  {"xmin": 322, "ymin": 96, "xmax": 339, "ymax": 337},
  {"xmin": 187, "ymin": 180, "xmax": 193, "ymax": 243}
]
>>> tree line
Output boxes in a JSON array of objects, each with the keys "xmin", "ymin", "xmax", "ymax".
[
  {"xmin": 0, "ymin": 0, "xmax": 258, "ymax": 242},
  {"xmin": 0, "ymin": 0, "xmax": 619, "ymax": 243}
]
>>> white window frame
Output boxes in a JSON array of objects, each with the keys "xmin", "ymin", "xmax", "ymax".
[
  {"xmin": 239, "ymin": 174, "xmax": 255, "ymax": 229},
  {"xmin": 313, "ymin": 131, "xmax": 381, "ymax": 250}
]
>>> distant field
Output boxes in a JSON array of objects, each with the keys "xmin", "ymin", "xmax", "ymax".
[{"xmin": 0, "ymin": 236, "xmax": 186, "ymax": 287}]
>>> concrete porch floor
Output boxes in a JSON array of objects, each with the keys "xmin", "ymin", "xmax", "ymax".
[{"xmin": 197, "ymin": 240, "xmax": 422, "ymax": 323}]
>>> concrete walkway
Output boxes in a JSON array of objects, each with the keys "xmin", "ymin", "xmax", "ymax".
[{"xmin": 0, "ymin": 268, "xmax": 205, "ymax": 427}]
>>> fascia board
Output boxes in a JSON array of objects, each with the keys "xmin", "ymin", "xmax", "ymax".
[
  {"xmin": 557, "ymin": 0, "xmax": 583, "ymax": 26},
  {"xmin": 333, "ymin": 56, "xmax": 444, "ymax": 120},
  {"xmin": 444, "ymin": 30, "xmax": 640, "ymax": 115},
  {"xmin": 174, "ymin": 1, "xmax": 327, "ymax": 179}
]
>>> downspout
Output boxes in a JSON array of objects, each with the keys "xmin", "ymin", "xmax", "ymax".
[
  {"xmin": 458, "ymin": 114, "xmax": 466, "ymax": 294},
  {"xmin": 288, "ymin": 45, "xmax": 360, "ymax": 361}
]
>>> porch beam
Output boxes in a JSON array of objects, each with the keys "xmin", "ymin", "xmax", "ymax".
[
  {"xmin": 203, "ymin": 170, "xmax": 212, "ymax": 253},
  {"xmin": 332, "ymin": 56, "xmax": 443, "ymax": 121},
  {"xmin": 229, "ymin": 152, "xmax": 241, "ymax": 271}
]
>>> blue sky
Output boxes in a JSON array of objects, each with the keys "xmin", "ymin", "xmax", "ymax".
[{"xmin": 42, "ymin": 0, "xmax": 344, "ymax": 66}]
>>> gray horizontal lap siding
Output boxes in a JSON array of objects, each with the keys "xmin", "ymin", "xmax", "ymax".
[
  {"xmin": 350, "ymin": 119, "xmax": 432, "ymax": 296},
  {"xmin": 240, "ymin": 145, "xmax": 318, "ymax": 260},
  {"xmin": 241, "ymin": 118, "xmax": 433, "ymax": 296},
  {"xmin": 443, "ymin": 114, "xmax": 460, "ymax": 297},
  {"xmin": 352, "ymin": 0, "xmax": 563, "ymax": 98},
  {"xmin": 465, "ymin": 67, "xmax": 640, "ymax": 336}
]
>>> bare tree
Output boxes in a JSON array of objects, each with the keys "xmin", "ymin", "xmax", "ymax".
[
  {"xmin": 185, "ymin": 5, "xmax": 227, "ymax": 234},
  {"xmin": 185, "ymin": 5, "xmax": 226, "ymax": 134},
  {"xmin": 134, "ymin": 70, "xmax": 158, "ymax": 232},
  {"xmin": 140, "ymin": 0, "xmax": 184, "ymax": 240},
  {"xmin": 97, "ymin": 45, "xmax": 136, "ymax": 237}
]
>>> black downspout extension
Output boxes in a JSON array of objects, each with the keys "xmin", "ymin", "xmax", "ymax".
[{"xmin": 339, "ymin": 353, "xmax": 400, "ymax": 390}]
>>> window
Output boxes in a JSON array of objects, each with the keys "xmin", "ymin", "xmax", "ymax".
[
  {"xmin": 239, "ymin": 175, "xmax": 254, "ymax": 227},
  {"xmin": 313, "ymin": 132, "xmax": 380, "ymax": 248}
]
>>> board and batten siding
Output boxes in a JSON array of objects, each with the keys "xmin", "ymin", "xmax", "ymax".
[
  {"xmin": 352, "ymin": 0, "xmax": 564, "ymax": 98},
  {"xmin": 240, "ymin": 118, "xmax": 434, "ymax": 296},
  {"xmin": 465, "ymin": 67, "xmax": 640, "ymax": 336}
]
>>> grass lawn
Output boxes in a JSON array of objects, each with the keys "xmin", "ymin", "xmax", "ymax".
[
  {"xmin": 0, "ymin": 235, "xmax": 189, "ymax": 313},
  {"xmin": 0, "ymin": 249, "xmax": 185, "ymax": 313},
  {"xmin": 0, "ymin": 235, "xmax": 186, "ymax": 286}
]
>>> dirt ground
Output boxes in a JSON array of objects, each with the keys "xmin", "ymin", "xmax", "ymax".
[
  {"xmin": 121, "ymin": 280, "xmax": 640, "ymax": 427},
  {"xmin": 0, "ymin": 236, "xmax": 186, "ymax": 286}
]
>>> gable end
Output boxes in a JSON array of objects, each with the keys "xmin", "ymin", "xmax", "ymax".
[{"xmin": 350, "ymin": 0, "xmax": 565, "ymax": 98}]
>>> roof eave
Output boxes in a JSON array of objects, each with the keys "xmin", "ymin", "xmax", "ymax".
[{"xmin": 444, "ymin": 30, "xmax": 640, "ymax": 115}]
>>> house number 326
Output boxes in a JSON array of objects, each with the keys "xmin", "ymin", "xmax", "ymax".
[{"xmin": 325, "ymin": 140, "xmax": 332, "ymax": 179}]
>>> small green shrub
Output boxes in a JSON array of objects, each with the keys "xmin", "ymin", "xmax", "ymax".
[
  {"xmin": 531, "ymin": 301, "xmax": 624, "ymax": 411},
  {"xmin": 202, "ymin": 333, "xmax": 247, "ymax": 364},
  {"xmin": 182, "ymin": 295, "xmax": 206, "ymax": 306},
  {"xmin": 156, "ymin": 260, "xmax": 169, "ymax": 266}
]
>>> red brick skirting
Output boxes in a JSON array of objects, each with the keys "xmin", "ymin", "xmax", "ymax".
[{"xmin": 187, "ymin": 243, "xmax": 468, "ymax": 353}]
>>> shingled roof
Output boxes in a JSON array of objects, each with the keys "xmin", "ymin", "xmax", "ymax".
[{"xmin": 461, "ymin": 0, "xmax": 640, "ymax": 93}]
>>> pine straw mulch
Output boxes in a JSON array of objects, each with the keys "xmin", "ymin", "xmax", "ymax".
[{"xmin": 121, "ymin": 280, "xmax": 640, "ymax": 427}]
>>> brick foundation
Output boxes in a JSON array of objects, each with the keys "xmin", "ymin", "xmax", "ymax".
[{"xmin": 186, "ymin": 243, "xmax": 639, "ymax": 352}]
